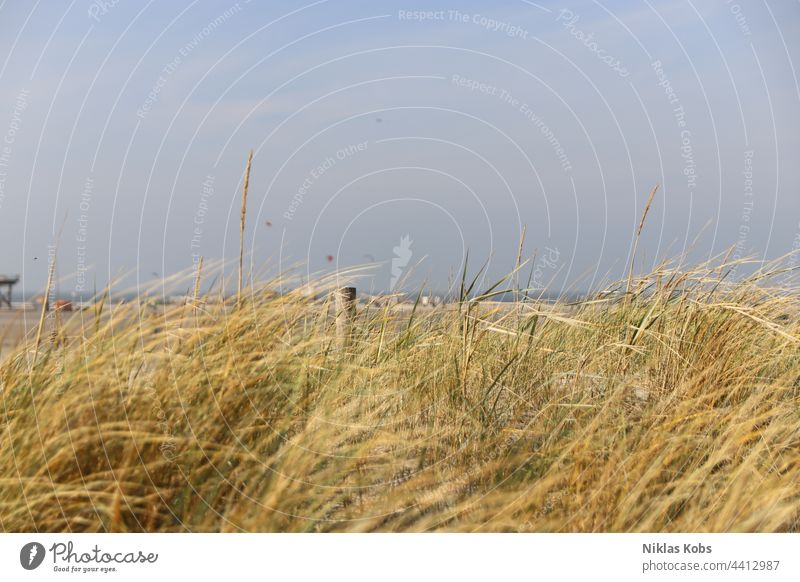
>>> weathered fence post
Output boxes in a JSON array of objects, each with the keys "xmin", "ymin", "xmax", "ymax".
[{"xmin": 334, "ymin": 286, "xmax": 356, "ymax": 347}]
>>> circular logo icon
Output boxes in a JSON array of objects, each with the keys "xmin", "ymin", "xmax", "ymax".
[{"xmin": 20, "ymin": 542, "xmax": 46, "ymax": 570}]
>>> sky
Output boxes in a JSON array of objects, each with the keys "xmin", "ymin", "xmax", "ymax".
[{"xmin": 0, "ymin": 0, "xmax": 798, "ymax": 297}]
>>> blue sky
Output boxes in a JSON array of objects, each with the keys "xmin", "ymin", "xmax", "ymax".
[{"xmin": 1, "ymin": 0, "xmax": 799, "ymax": 295}]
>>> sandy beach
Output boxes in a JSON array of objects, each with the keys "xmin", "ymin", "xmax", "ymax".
[{"xmin": 0, "ymin": 308, "xmax": 76, "ymax": 361}]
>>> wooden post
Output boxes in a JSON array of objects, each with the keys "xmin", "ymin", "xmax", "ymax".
[{"xmin": 334, "ymin": 287, "xmax": 356, "ymax": 347}]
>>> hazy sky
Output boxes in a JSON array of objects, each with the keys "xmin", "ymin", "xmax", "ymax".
[{"xmin": 1, "ymin": 0, "xmax": 798, "ymax": 296}]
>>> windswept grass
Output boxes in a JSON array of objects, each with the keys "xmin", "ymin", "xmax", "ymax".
[{"xmin": 0, "ymin": 258, "xmax": 798, "ymax": 532}]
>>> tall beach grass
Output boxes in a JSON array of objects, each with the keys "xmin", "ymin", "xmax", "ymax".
[{"xmin": 0, "ymin": 255, "xmax": 798, "ymax": 532}]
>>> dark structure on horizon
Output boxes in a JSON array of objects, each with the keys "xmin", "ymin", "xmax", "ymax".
[{"xmin": 0, "ymin": 275, "xmax": 19, "ymax": 308}]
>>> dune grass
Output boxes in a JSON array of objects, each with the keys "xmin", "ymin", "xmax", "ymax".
[{"xmin": 0, "ymin": 256, "xmax": 798, "ymax": 532}]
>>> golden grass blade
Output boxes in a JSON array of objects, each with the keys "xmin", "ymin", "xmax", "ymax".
[
  {"xmin": 627, "ymin": 185, "xmax": 659, "ymax": 295},
  {"xmin": 33, "ymin": 257, "xmax": 56, "ymax": 355},
  {"xmin": 238, "ymin": 150, "xmax": 253, "ymax": 307}
]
